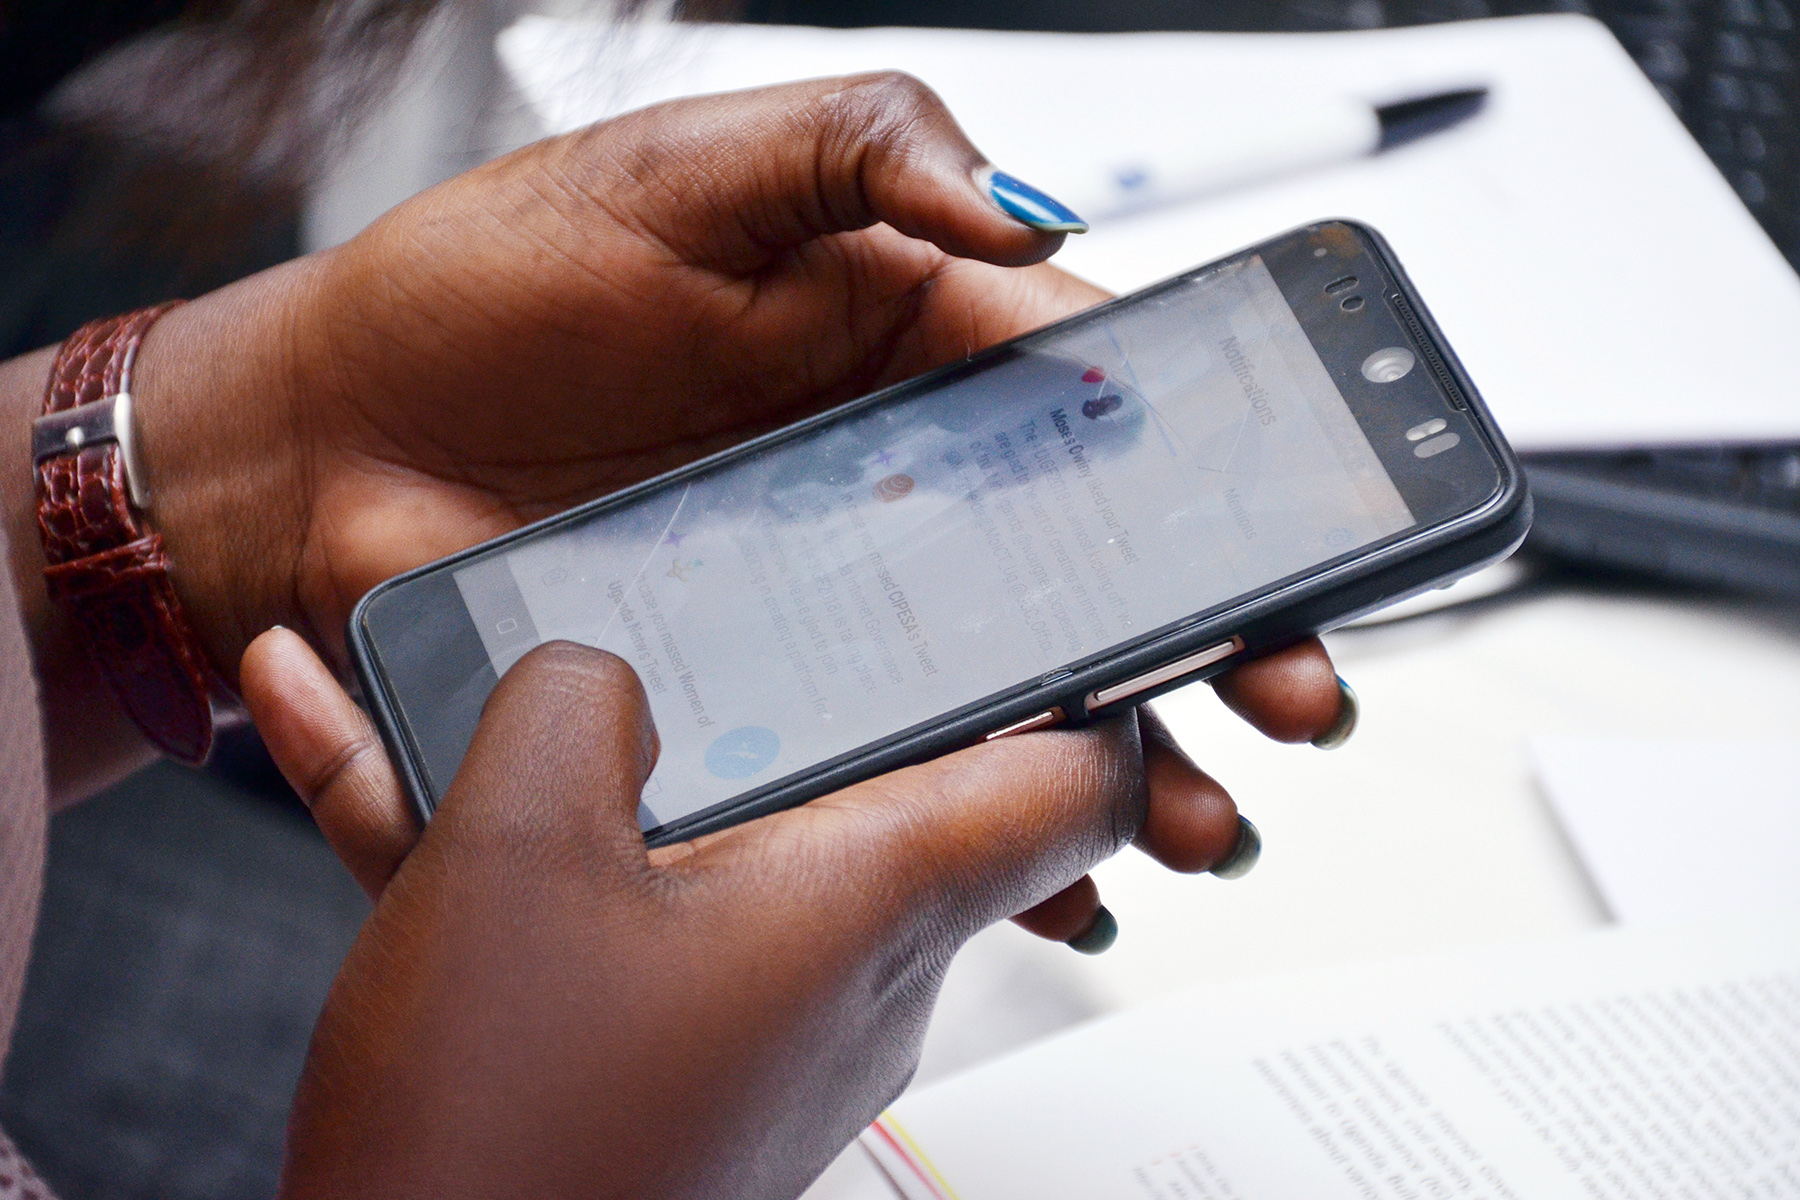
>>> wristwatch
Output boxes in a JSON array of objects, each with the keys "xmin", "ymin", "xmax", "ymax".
[{"xmin": 32, "ymin": 303, "xmax": 222, "ymax": 764}]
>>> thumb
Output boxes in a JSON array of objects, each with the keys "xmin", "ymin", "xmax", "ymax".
[
  {"xmin": 767, "ymin": 717, "xmax": 1146, "ymax": 947},
  {"xmin": 436, "ymin": 641, "xmax": 660, "ymax": 871},
  {"xmin": 563, "ymin": 72, "xmax": 1087, "ymax": 272}
]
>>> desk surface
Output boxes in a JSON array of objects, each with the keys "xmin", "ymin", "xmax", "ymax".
[{"xmin": 804, "ymin": 572, "xmax": 1800, "ymax": 1198}]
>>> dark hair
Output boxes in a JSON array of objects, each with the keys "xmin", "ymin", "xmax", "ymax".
[
  {"xmin": 41, "ymin": 0, "xmax": 440, "ymax": 186},
  {"xmin": 1, "ymin": 0, "xmax": 441, "ymax": 347},
  {"xmin": 2, "ymin": 0, "xmax": 717, "ymax": 349}
]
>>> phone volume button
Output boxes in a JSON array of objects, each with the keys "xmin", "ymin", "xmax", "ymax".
[
  {"xmin": 1085, "ymin": 637, "xmax": 1245, "ymax": 712},
  {"xmin": 983, "ymin": 708, "xmax": 1066, "ymax": 741}
]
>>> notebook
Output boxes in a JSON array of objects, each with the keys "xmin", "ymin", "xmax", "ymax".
[{"xmin": 499, "ymin": 13, "xmax": 1800, "ymax": 452}]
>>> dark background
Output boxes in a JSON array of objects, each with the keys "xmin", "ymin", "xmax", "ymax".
[{"xmin": 0, "ymin": 1, "xmax": 1794, "ymax": 1197}]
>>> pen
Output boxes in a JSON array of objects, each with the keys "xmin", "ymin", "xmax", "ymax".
[{"xmin": 1062, "ymin": 87, "xmax": 1488, "ymax": 221}]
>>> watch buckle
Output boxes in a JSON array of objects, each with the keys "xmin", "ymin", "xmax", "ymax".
[{"xmin": 33, "ymin": 392, "xmax": 150, "ymax": 509}]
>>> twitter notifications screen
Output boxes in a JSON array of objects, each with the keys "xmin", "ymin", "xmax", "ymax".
[{"xmin": 452, "ymin": 256, "xmax": 1413, "ymax": 831}]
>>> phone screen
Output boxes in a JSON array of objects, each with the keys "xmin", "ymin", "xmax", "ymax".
[{"xmin": 441, "ymin": 253, "xmax": 1415, "ymax": 832}]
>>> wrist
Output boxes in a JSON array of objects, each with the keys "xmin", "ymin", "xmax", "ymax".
[{"xmin": 123, "ymin": 260, "xmax": 320, "ymax": 687}]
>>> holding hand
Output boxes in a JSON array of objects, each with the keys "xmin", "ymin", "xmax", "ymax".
[
  {"xmin": 211, "ymin": 73, "xmax": 1352, "ymax": 1200},
  {"xmin": 4, "ymin": 54, "xmax": 1359, "ymax": 1197},
  {"xmin": 134, "ymin": 73, "xmax": 1116, "ymax": 678},
  {"xmin": 244, "ymin": 631, "xmax": 1342, "ymax": 1200}
]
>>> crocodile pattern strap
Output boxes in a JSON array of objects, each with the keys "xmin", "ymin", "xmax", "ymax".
[{"xmin": 35, "ymin": 303, "xmax": 218, "ymax": 764}]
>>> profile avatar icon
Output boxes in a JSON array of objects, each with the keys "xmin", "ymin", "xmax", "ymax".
[
  {"xmin": 705, "ymin": 726, "xmax": 781, "ymax": 780},
  {"xmin": 1082, "ymin": 394, "xmax": 1124, "ymax": 420},
  {"xmin": 873, "ymin": 473, "xmax": 915, "ymax": 502},
  {"xmin": 1078, "ymin": 364, "xmax": 1125, "ymax": 420}
]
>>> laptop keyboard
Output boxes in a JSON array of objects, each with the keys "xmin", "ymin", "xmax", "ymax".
[
  {"xmin": 1604, "ymin": 0, "xmax": 1797, "ymax": 268},
  {"xmin": 1527, "ymin": 444, "xmax": 1800, "ymax": 512}
]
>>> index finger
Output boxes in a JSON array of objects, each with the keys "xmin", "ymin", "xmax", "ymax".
[
  {"xmin": 559, "ymin": 72, "xmax": 1079, "ymax": 273},
  {"xmin": 692, "ymin": 715, "xmax": 1148, "ymax": 947}
]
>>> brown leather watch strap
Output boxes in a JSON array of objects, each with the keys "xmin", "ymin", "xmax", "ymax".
[{"xmin": 35, "ymin": 303, "xmax": 221, "ymax": 765}]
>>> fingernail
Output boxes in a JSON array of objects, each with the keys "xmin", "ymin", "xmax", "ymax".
[
  {"xmin": 976, "ymin": 165, "xmax": 1089, "ymax": 234},
  {"xmin": 1210, "ymin": 816, "xmax": 1262, "ymax": 880},
  {"xmin": 1310, "ymin": 676, "xmax": 1360, "ymax": 751},
  {"xmin": 1065, "ymin": 904, "xmax": 1118, "ymax": 955}
]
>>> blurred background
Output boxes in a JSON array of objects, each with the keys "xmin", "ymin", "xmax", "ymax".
[{"xmin": 1, "ymin": 1, "xmax": 1795, "ymax": 1197}]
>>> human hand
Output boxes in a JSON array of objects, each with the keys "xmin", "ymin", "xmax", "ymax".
[
  {"xmin": 130, "ymin": 73, "xmax": 1116, "ymax": 682},
  {"xmin": 243, "ymin": 625, "xmax": 1344, "ymax": 934},
  {"xmin": 249, "ymin": 633, "xmax": 1344, "ymax": 1200},
  {"xmin": 4, "ymin": 69, "xmax": 1352, "ymax": 813}
]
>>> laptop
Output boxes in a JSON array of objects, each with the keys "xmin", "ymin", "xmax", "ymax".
[
  {"xmin": 1517, "ymin": 0, "xmax": 1800, "ymax": 596},
  {"xmin": 1523, "ymin": 446, "xmax": 1800, "ymax": 596}
]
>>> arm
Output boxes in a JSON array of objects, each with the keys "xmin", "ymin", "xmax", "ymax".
[
  {"xmin": 0, "ymin": 258, "xmax": 323, "ymax": 802},
  {"xmin": 0, "ymin": 342, "xmax": 150, "ymax": 801}
]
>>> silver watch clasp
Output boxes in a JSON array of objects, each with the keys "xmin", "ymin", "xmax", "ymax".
[{"xmin": 32, "ymin": 392, "xmax": 149, "ymax": 509}]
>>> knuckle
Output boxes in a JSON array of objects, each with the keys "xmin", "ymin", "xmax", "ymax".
[
  {"xmin": 842, "ymin": 70, "xmax": 942, "ymax": 117},
  {"xmin": 818, "ymin": 771, "xmax": 969, "ymax": 895},
  {"xmin": 482, "ymin": 643, "xmax": 656, "ymax": 764},
  {"xmin": 1046, "ymin": 723, "xmax": 1147, "ymax": 852},
  {"xmin": 302, "ymin": 733, "xmax": 386, "ymax": 812},
  {"xmin": 827, "ymin": 71, "xmax": 951, "ymax": 149},
  {"xmin": 500, "ymin": 641, "xmax": 636, "ymax": 701},
  {"xmin": 837, "ymin": 771, "xmax": 948, "ymax": 859}
]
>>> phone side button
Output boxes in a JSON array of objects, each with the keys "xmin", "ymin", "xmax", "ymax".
[
  {"xmin": 1084, "ymin": 637, "xmax": 1245, "ymax": 712},
  {"xmin": 983, "ymin": 707, "xmax": 1066, "ymax": 741}
]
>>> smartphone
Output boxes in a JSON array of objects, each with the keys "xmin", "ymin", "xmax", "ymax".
[{"xmin": 349, "ymin": 220, "xmax": 1529, "ymax": 847}]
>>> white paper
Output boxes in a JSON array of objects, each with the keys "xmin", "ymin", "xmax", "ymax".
[
  {"xmin": 499, "ymin": 15, "xmax": 1800, "ymax": 452},
  {"xmin": 858, "ymin": 919, "xmax": 1800, "ymax": 1199},
  {"xmin": 1532, "ymin": 736, "xmax": 1800, "ymax": 925}
]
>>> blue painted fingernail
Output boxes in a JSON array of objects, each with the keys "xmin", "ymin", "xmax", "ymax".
[
  {"xmin": 1066, "ymin": 905, "xmax": 1118, "ymax": 954},
  {"xmin": 1210, "ymin": 816, "xmax": 1262, "ymax": 881},
  {"xmin": 1311, "ymin": 676, "xmax": 1360, "ymax": 751},
  {"xmin": 977, "ymin": 165, "xmax": 1089, "ymax": 234}
]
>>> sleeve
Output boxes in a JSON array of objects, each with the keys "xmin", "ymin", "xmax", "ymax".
[
  {"xmin": 0, "ymin": 520, "xmax": 53, "ymax": 1200},
  {"xmin": 0, "ymin": 1128, "xmax": 55, "ymax": 1200}
]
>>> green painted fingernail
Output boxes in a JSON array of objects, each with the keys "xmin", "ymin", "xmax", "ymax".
[
  {"xmin": 1311, "ymin": 676, "xmax": 1359, "ymax": 751},
  {"xmin": 1066, "ymin": 905, "xmax": 1119, "ymax": 954},
  {"xmin": 976, "ymin": 165, "xmax": 1089, "ymax": 234},
  {"xmin": 1210, "ymin": 816, "xmax": 1262, "ymax": 880}
]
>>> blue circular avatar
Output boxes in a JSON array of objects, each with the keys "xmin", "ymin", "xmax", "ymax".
[{"xmin": 705, "ymin": 726, "xmax": 781, "ymax": 780}]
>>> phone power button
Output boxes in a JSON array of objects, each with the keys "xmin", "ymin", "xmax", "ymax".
[{"xmin": 1084, "ymin": 636, "xmax": 1245, "ymax": 712}]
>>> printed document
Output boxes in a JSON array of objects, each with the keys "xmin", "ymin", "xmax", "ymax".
[{"xmin": 859, "ymin": 919, "xmax": 1800, "ymax": 1199}]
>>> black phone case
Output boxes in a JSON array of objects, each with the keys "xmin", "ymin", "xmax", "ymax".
[{"xmin": 348, "ymin": 220, "xmax": 1532, "ymax": 847}]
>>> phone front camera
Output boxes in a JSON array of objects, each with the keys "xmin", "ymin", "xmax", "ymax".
[{"xmin": 1361, "ymin": 346, "xmax": 1416, "ymax": 383}]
